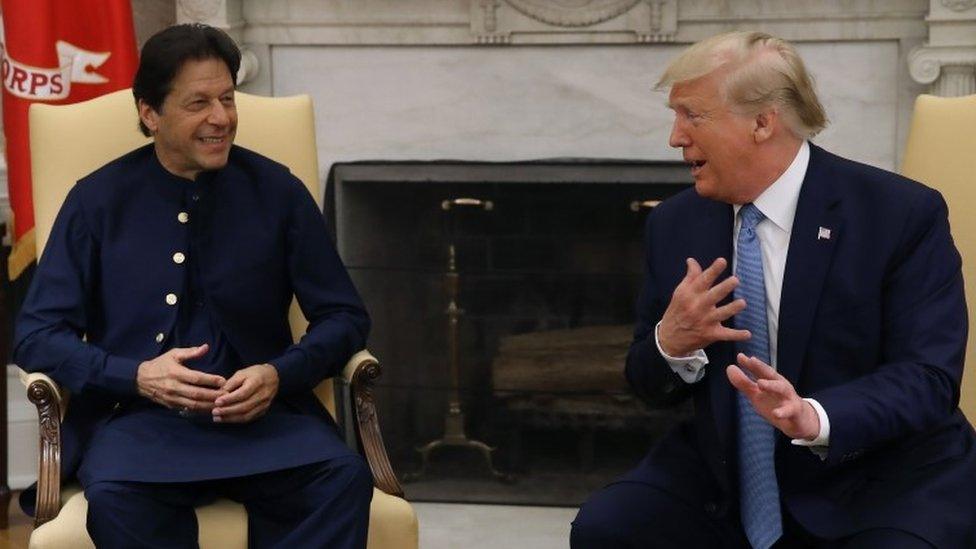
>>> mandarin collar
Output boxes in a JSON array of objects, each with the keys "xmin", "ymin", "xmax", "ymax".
[{"xmin": 146, "ymin": 145, "xmax": 222, "ymax": 202}]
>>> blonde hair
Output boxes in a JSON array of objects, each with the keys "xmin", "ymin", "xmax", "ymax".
[{"xmin": 657, "ymin": 31, "xmax": 828, "ymax": 139}]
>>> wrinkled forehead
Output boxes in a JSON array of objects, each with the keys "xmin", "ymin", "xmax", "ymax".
[{"xmin": 166, "ymin": 57, "xmax": 235, "ymax": 97}]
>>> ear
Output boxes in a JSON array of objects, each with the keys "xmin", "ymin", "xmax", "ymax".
[
  {"xmin": 138, "ymin": 99, "xmax": 160, "ymax": 135},
  {"xmin": 752, "ymin": 109, "xmax": 777, "ymax": 144}
]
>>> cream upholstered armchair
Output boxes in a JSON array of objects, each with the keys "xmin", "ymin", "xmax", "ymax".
[
  {"xmin": 19, "ymin": 89, "xmax": 418, "ymax": 548},
  {"xmin": 901, "ymin": 94, "xmax": 976, "ymax": 425}
]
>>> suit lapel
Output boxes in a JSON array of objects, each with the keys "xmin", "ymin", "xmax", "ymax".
[
  {"xmin": 777, "ymin": 145, "xmax": 843, "ymax": 385},
  {"xmin": 694, "ymin": 199, "xmax": 737, "ymax": 453}
]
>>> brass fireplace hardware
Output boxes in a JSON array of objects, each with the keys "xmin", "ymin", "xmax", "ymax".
[
  {"xmin": 442, "ymin": 197, "xmax": 494, "ymax": 211},
  {"xmin": 629, "ymin": 199, "xmax": 661, "ymax": 212},
  {"xmin": 404, "ymin": 197, "xmax": 512, "ymax": 483}
]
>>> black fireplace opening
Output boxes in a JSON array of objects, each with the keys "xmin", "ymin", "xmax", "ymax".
[{"xmin": 327, "ymin": 160, "xmax": 692, "ymax": 506}]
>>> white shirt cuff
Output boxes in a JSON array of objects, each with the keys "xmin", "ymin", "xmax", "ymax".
[
  {"xmin": 791, "ymin": 398, "xmax": 830, "ymax": 459},
  {"xmin": 654, "ymin": 321, "xmax": 708, "ymax": 384}
]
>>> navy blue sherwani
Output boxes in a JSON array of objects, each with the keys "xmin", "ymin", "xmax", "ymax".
[
  {"xmin": 15, "ymin": 144, "xmax": 371, "ymax": 537},
  {"xmin": 588, "ymin": 144, "xmax": 976, "ymax": 547}
]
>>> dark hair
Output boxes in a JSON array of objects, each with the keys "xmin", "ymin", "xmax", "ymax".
[{"xmin": 132, "ymin": 24, "xmax": 241, "ymax": 136}]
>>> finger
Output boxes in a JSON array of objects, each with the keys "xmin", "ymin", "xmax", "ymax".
[
  {"xmin": 166, "ymin": 393, "xmax": 217, "ymax": 412},
  {"xmin": 737, "ymin": 353, "xmax": 778, "ymax": 380},
  {"xmin": 169, "ymin": 387, "xmax": 223, "ymax": 407},
  {"xmin": 213, "ymin": 395, "xmax": 265, "ymax": 419},
  {"xmin": 692, "ymin": 257, "xmax": 728, "ymax": 291},
  {"xmin": 213, "ymin": 400, "xmax": 256, "ymax": 417},
  {"xmin": 215, "ymin": 409, "xmax": 264, "ymax": 424},
  {"xmin": 214, "ymin": 377, "xmax": 256, "ymax": 408},
  {"xmin": 170, "ymin": 344, "xmax": 210, "ymax": 363},
  {"xmin": 726, "ymin": 365, "xmax": 758, "ymax": 396},
  {"xmin": 176, "ymin": 382, "xmax": 224, "ymax": 403},
  {"xmin": 756, "ymin": 378, "xmax": 794, "ymax": 399},
  {"xmin": 160, "ymin": 378, "xmax": 222, "ymax": 404},
  {"xmin": 217, "ymin": 375, "xmax": 246, "ymax": 401},
  {"xmin": 704, "ymin": 276, "xmax": 739, "ymax": 305},
  {"xmin": 683, "ymin": 257, "xmax": 703, "ymax": 282},
  {"xmin": 710, "ymin": 298, "xmax": 746, "ymax": 322},
  {"xmin": 176, "ymin": 367, "xmax": 225, "ymax": 389},
  {"xmin": 712, "ymin": 327, "xmax": 751, "ymax": 342}
]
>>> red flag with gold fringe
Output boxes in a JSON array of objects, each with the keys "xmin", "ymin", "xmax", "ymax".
[{"xmin": 0, "ymin": 0, "xmax": 138, "ymax": 278}]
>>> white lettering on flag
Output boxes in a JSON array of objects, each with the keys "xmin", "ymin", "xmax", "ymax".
[{"xmin": 0, "ymin": 40, "xmax": 112, "ymax": 100}]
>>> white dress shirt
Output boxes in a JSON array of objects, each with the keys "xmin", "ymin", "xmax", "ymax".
[{"xmin": 653, "ymin": 141, "xmax": 830, "ymax": 451}]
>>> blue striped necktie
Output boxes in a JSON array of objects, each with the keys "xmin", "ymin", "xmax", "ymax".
[{"xmin": 734, "ymin": 203, "xmax": 782, "ymax": 548}]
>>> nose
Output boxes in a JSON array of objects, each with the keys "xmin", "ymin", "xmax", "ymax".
[
  {"xmin": 207, "ymin": 100, "xmax": 230, "ymax": 126},
  {"xmin": 669, "ymin": 118, "xmax": 690, "ymax": 148}
]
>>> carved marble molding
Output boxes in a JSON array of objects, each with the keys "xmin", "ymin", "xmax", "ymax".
[
  {"xmin": 933, "ymin": 64, "xmax": 976, "ymax": 95},
  {"xmin": 176, "ymin": 0, "xmax": 258, "ymax": 85},
  {"xmin": 940, "ymin": 0, "xmax": 976, "ymax": 11},
  {"xmin": 908, "ymin": 45, "xmax": 976, "ymax": 88},
  {"xmin": 471, "ymin": 0, "xmax": 676, "ymax": 44},
  {"xmin": 502, "ymin": 0, "xmax": 642, "ymax": 28},
  {"xmin": 241, "ymin": 0, "xmax": 926, "ymax": 47},
  {"xmin": 178, "ymin": 0, "xmax": 224, "ymax": 21}
]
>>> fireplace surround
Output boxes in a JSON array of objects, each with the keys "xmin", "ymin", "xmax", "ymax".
[{"xmin": 326, "ymin": 159, "xmax": 693, "ymax": 504}]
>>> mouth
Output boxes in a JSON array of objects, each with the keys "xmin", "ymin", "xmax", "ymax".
[
  {"xmin": 198, "ymin": 136, "xmax": 228, "ymax": 146},
  {"xmin": 687, "ymin": 159, "xmax": 707, "ymax": 177}
]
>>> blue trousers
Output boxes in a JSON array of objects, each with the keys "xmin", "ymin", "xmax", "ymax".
[
  {"xmin": 85, "ymin": 455, "xmax": 373, "ymax": 549},
  {"xmin": 570, "ymin": 424, "xmax": 933, "ymax": 549},
  {"xmin": 570, "ymin": 481, "xmax": 933, "ymax": 548}
]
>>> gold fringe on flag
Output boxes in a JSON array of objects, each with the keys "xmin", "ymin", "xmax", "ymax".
[{"xmin": 8, "ymin": 228, "xmax": 36, "ymax": 280}]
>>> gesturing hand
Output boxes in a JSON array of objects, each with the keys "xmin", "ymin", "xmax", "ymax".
[
  {"xmin": 136, "ymin": 344, "xmax": 225, "ymax": 412},
  {"xmin": 658, "ymin": 257, "xmax": 751, "ymax": 357},
  {"xmin": 212, "ymin": 364, "xmax": 280, "ymax": 423},
  {"xmin": 726, "ymin": 353, "xmax": 820, "ymax": 441}
]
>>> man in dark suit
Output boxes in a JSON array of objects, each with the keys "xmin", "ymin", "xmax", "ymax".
[
  {"xmin": 572, "ymin": 31, "xmax": 976, "ymax": 548},
  {"xmin": 15, "ymin": 24, "xmax": 373, "ymax": 548}
]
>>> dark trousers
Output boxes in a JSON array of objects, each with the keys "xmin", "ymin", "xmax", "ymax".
[
  {"xmin": 85, "ymin": 455, "xmax": 373, "ymax": 549},
  {"xmin": 570, "ymin": 482, "xmax": 933, "ymax": 548},
  {"xmin": 570, "ymin": 425, "xmax": 933, "ymax": 549}
]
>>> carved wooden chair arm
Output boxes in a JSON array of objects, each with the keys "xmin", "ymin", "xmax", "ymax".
[
  {"xmin": 18, "ymin": 352, "xmax": 405, "ymax": 529},
  {"xmin": 341, "ymin": 351, "xmax": 404, "ymax": 497},
  {"xmin": 19, "ymin": 370, "xmax": 64, "ymax": 527}
]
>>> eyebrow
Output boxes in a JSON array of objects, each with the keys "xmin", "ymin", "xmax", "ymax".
[{"xmin": 183, "ymin": 87, "xmax": 235, "ymax": 101}]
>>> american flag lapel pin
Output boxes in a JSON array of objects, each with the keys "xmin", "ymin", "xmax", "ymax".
[{"xmin": 817, "ymin": 226, "xmax": 832, "ymax": 241}]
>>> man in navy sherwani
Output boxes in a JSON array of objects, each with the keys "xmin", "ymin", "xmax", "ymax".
[
  {"xmin": 572, "ymin": 31, "xmax": 976, "ymax": 548},
  {"xmin": 15, "ymin": 24, "xmax": 373, "ymax": 548}
]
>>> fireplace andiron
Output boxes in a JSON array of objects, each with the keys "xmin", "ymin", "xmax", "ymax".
[{"xmin": 404, "ymin": 197, "xmax": 512, "ymax": 483}]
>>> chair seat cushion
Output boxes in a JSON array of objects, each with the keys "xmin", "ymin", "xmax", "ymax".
[{"xmin": 29, "ymin": 484, "xmax": 417, "ymax": 549}]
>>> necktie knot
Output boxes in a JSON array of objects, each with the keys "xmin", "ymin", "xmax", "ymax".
[{"xmin": 740, "ymin": 203, "xmax": 765, "ymax": 231}]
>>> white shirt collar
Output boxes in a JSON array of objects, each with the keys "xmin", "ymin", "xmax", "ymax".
[{"xmin": 733, "ymin": 140, "xmax": 810, "ymax": 233}]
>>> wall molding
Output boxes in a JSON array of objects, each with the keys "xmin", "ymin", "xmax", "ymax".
[
  {"xmin": 237, "ymin": 0, "xmax": 926, "ymax": 46},
  {"xmin": 908, "ymin": 0, "xmax": 976, "ymax": 95}
]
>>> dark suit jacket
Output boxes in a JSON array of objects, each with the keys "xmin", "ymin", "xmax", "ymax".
[
  {"xmin": 625, "ymin": 144, "xmax": 976, "ymax": 546},
  {"xmin": 14, "ymin": 144, "xmax": 370, "ymax": 514}
]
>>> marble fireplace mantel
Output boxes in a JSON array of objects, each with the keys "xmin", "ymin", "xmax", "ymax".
[
  {"xmin": 170, "ymin": 0, "xmax": 953, "ymax": 180},
  {"xmin": 222, "ymin": 0, "xmax": 931, "ymax": 46},
  {"xmin": 177, "ymin": 0, "xmax": 940, "ymax": 95}
]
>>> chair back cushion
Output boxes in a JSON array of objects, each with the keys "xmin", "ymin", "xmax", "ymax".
[
  {"xmin": 28, "ymin": 88, "xmax": 335, "ymax": 414},
  {"xmin": 901, "ymin": 93, "xmax": 976, "ymax": 423}
]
